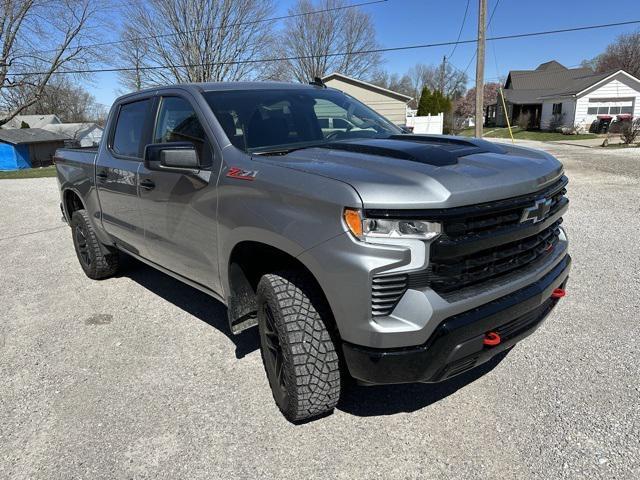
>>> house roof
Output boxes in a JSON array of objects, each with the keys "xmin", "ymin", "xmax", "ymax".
[
  {"xmin": 321, "ymin": 72, "xmax": 413, "ymax": 102},
  {"xmin": 502, "ymin": 61, "xmax": 623, "ymax": 103},
  {"xmin": 2, "ymin": 114, "xmax": 61, "ymax": 129},
  {"xmin": 0, "ymin": 128, "xmax": 70, "ymax": 145},
  {"xmin": 42, "ymin": 123, "xmax": 102, "ymax": 138},
  {"xmin": 538, "ymin": 70, "xmax": 634, "ymax": 98}
]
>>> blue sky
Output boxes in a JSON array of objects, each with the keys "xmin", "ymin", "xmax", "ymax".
[{"xmin": 88, "ymin": 0, "xmax": 640, "ymax": 106}]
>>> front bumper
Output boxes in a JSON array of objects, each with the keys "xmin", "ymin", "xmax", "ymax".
[{"xmin": 342, "ymin": 254, "xmax": 571, "ymax": 385}]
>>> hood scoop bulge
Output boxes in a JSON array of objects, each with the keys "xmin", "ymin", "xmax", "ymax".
[{"xmin": 316, "ymin": 135, "xmax": 506, "ymax": 167}]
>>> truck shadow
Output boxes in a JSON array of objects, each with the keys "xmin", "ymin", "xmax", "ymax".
[
  {"xmin": 119, "ymin": 257, "xmax": 259, "ymax": 359},
  {"xmin": 337, "ymin": 350, "xmax": 510, "ymax": 417},
  {"xmin": 120, "ymin": 257, "xmax": 510, "ymax": 417}
]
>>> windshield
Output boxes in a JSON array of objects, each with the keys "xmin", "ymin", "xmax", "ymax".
[{"xmin": 203, "ymin": 88, "xmax": 402, "ymax": 154}]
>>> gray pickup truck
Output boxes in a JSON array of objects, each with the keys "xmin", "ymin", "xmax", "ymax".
[{"xmin": 55, "ymin": 82, "xmax": 570, "ymax": 422}]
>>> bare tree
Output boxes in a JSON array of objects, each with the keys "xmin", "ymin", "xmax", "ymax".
[
  {"xmin": 407, "ymin": 62, "xmax": 467, "ymax": 101},
  {"xmin": 19, "ymin": 75, "xmax": 106, "ymax": 123},
  {"xmin": 592, "ymin": 30, "xmax": 640, "ymax": 78},
  {"xmin": 0, "ymin": 0, "xmax": 99, "ymax": 127},
  {"xmin": 369, "ymin": 70, "xmax": 415, "ymax": 105},
  {"xmin": 117, "ymin": 26, "xmax": 148, "ymax": 92},
  {"xmin": 117, "ymin": 0, "xmax": 275, "ymax": 89},
  {"xmin": 269, "ymin": 0, "xmax": 380, "ymax": 83}
]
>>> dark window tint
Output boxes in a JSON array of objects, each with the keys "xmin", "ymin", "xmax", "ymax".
[
  {"xmin": 203, "ymin": 88, "xmax": 401, "ymax": 153},
  {"xmin": 154, "ymin": 97, "xmax": 206, "ymax": 146},
  {"xmin": 154, "ymin": 96, "xmax": 211, "ymax": 167},
  {"xmin": 333, "ymin": 118, "xmax": 350, "ymax": 129},
  {"xmin": 112, "ymin": 99, "xmax": 150, "ymax": 157}
]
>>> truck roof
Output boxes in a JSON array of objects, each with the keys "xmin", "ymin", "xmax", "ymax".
[{"xmin": 116, "ymin": 81, "xmax": 327, "ymax": 103}]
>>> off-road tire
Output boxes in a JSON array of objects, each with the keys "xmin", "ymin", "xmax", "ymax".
[
  {"xmin": 70, "ymin": 209, "xmax": 120, "ymax": 279},
  {"xmin": 256, "ymin": 272, "xmax": 341, "ymax": 422}
]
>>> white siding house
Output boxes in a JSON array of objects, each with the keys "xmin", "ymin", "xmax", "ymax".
[
  {"xmin": 492, "ymin": 61, "xmax": 640, "ymax": 131},
  {"xmin": 540, "ymin": 71, "xmax": 640, "ymax": 130},
  {"xmin": 321, "ymin": 73, "xmax": 412, "ymax": 125}
]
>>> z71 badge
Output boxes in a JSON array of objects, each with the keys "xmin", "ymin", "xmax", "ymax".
[{"xmin": 226, "ymin": 167, "xmax": 258, "ymax": 181}]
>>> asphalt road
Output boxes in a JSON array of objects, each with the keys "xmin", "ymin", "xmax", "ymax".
[{"xmin": 1, "ymin": 142, "xmax": 639, "ymax": 479}]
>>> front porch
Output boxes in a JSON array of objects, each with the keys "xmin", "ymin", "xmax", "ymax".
[{"xmin": 487, "ymin": 102, "xmax": 543, "ymax": 129}]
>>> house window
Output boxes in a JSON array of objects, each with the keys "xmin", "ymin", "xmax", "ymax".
[
  {"xmin": 621, "ymin": 106, "xmax": 633, "ymax": 114},
  {"xmin": 552, "ymin": 103, "xmax": 563, "ymax": 115},
  {"xmin": 587, "ymin": 107, "xmax": 598, "ymax": 115}
]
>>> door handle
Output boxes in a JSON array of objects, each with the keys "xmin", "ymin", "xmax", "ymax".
[
  {"xmin": 96, "ymin": 171, "xmax": 108, "ymax": 180},
  {"xmin": 139, "ymin": 179, "xmax": 156, "ymax": 190}
]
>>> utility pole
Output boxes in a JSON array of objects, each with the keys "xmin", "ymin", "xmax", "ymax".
[
  {"xmin": 439, "ymin": 55, "xmax": 447, "ymax": 94},
  {"xmin": 474, "ymin": 0, "xmax": 487, "ymax": 137}
]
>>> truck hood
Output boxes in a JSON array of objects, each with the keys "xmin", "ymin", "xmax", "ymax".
[{"xmin": 254, "ymin": 136, "xmax": 564, "ymax": 209}]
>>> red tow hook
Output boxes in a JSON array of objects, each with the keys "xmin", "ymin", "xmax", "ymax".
[
  {"xmin": 483, "ymin": 332, "xmax": 501, "ymax": 347},
  {"xmin": 551, "ymin": 288, "xmax": 566, "ymax": 299}
]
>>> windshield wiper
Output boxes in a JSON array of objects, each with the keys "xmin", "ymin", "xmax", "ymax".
[{"xmin": 251, "ymin": 143, "xmax": 326, "ymax": 156}]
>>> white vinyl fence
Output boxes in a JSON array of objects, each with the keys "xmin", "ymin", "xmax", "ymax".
[{"xmin": 405, "ymin": 113, "xmax": 443, "ymax": 134}]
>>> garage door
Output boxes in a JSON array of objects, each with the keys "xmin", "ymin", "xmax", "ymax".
[{"xmin": 587, "ymin": 98, "xmax": 634, "ymax": 115}]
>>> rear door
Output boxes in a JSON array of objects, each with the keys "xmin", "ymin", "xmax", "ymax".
[
  {"xmin": 96, "ymin": 97, "xmax": 153, "ymax": 255},
  {"xmin": 137, "ymin": 93, "xmax": 221, "ymax": 291}
]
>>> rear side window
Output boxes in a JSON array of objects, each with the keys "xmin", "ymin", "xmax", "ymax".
[{"xmin": 112, "ymin": 99, "xmax": 150, "ymax": 157}]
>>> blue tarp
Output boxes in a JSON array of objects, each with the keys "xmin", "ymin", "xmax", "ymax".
[{"xmin": 0, "ymin": 143, "xmax": 30, "ymax": 170}]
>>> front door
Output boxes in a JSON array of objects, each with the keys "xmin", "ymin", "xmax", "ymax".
[
  {"xmin": 137, "ymin": 95, "xmax": 221, "ymax": 292},
  {"xmin": 96, "ymin": 98, "xmax": 152, "ymax": 255}
]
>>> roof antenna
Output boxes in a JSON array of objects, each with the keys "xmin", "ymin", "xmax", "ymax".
[{"xmin": 309, "ymin": 76, "xmax": 326, "ymax": 88}]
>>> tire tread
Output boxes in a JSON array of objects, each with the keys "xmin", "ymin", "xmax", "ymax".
[
  {"xmin": 71, "ymin": 209, "xmax": 119, "ymax": 279},
  {"xmin": 257, "ymin": 272, "xmax": 340, "ymax": 421}
]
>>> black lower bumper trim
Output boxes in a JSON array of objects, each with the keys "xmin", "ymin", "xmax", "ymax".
[{"xmin": 343, "ymin": 255, "xmax": 571, "ymax": 385}]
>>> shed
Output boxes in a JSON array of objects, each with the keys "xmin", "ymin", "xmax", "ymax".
[
  {"xmin": 0, "ymin": 128, "xmax": 69, "ymax": 170},
  {"xmin": 321, "ymin": 72, "xmax": 412, "ymax": 125}
]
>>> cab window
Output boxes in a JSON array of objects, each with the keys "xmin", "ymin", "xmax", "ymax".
[
  {"xmin": 112, "ymin": 99, "xmax": 150, "ymax": 158},
  {"xmin": 154, "ymin": 96, "xmax": 211, "ymax": 167}
]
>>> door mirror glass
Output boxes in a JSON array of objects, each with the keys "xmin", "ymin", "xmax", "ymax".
[{"xmin": 144, "ymin": 142, "xmax": 199, "ymax": 172}]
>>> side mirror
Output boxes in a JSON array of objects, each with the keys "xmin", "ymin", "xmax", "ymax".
[{"xmin": 144, "ymin": 142, "xmax": 199, "ymax": 172}]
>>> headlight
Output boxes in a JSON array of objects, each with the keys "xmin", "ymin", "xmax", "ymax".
[{"xmin": 343, "ymin": 208, "xmax": 441, "ymax": 241}]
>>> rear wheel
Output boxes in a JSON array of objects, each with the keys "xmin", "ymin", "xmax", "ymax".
[
  {"xmin": 70, "ymin": 209, "xmax": 120, "ymax": 279},
  {"xmin": 256, "ymin": 272, "xmax": 341, "ymax": 422}
]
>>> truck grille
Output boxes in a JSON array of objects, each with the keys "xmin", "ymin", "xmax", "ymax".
[
  {"xmin": 368, "ymin": 176, "xmax": 569, "ymax": 308},
  {"xmin": 426, "ymin": 220, "xmax": 562, "ymax": 293}
]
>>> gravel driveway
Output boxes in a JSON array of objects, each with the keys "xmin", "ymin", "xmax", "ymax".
[{"xmin": 1, "ymin": 142, "xmax": 638, "ymax": 479}]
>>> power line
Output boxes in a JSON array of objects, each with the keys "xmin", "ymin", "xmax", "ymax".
[
  {"xmin": 7, "ymin": 18, "xmax": 640, "ymax": 78},
  {"xmin": 25, "ymin": 0, "xmax": 389, "ymax": 56},
  {"xmin": 448, "ymin": 0, "xmax": 471, "ymax": 61},
  {"xmin": 464, "ymin": 0, "xmax": 500, "ymax": 73}
]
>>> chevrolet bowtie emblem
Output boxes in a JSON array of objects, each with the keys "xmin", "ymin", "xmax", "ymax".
[{"xmin": 520, "ymin": 198, "xmax": 553, "ymax": 224}]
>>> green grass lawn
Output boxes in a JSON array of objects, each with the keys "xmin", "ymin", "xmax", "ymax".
[
  {"xmin": 0, "ymin": 165, "xmax": 57, "ymax": 179},
  {"xmin": 458, "ymin": 127, "xmax": 599, "ymax": 142}
]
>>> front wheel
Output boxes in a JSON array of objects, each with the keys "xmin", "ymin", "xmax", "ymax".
[{"xmin": 256, "ymin": 272, "xmax": 341, "ymax": 422}]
